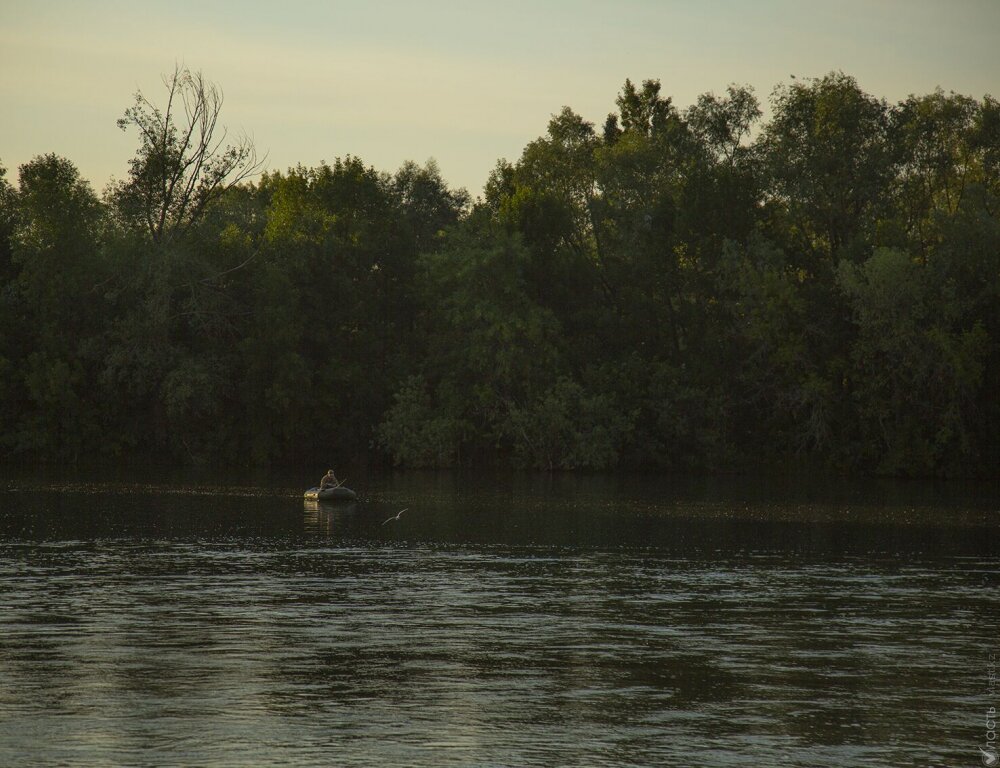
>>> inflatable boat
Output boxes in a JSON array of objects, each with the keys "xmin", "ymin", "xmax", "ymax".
[{"xmin": 304, "ymin": 486, "xmax": 357, "ymax": 502}]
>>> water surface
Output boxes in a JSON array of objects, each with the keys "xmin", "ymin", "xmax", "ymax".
[{"xmin": 0, "ymin": 470, "xmax": 996, "ymax": 766}]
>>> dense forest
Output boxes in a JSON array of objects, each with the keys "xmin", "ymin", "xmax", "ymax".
[{"xmin": 1, "ymin": 69, "xmax": 997, "ymax": 476}]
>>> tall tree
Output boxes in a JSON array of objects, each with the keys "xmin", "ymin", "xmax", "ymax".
[
  {"xmin": 838, "ymin": 247, "xmax": 990, "ymax": 474},
  {"xmin": 109, "ymin": 66, "xmax": 264, "ymax": 245},
  {"xmin": 0, "ymin": 163, "xmax": 15, "ymax": 284},
  {"xmin": 762, "ymin": 72, "xmax": 893, "ymax": 266},
  {"xmin": 4, "ymin": 155, "xmax": 109, "ymax": 458}
]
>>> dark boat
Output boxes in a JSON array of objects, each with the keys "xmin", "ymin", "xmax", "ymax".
[{"xmin": 304, "ymin": 486, "xmax": 357, "ymax": 502}]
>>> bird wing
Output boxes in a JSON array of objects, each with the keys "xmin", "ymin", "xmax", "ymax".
[{"xmin": 382, "ymin": 508, "xmax": 408, "ymax": 525}]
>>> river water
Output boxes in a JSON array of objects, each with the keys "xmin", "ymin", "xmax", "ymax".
[{"xmin": 0, "ymin": 469, "xmax": 996, "ymax": 767}]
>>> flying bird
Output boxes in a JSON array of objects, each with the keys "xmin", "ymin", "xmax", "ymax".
[{"xmin": 382, "ymin": 508, "xmax": 408, "ymax": 525}]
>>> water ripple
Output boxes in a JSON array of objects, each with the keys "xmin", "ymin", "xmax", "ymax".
[{"xmin": 0, "ymin": 537, "xmax": 996, "ymax": 767}]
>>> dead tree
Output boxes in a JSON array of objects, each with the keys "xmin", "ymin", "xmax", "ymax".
[{"xmin": 111, "ymin": 65, "xmax": 265, "ymax": 244}]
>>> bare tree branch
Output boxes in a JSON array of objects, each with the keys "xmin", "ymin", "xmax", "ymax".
[{"xmin": 111, "ymin": 65, "xmax": 267, "ymax": 244}]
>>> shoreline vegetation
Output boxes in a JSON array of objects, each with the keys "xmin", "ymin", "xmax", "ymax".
[{"xmin": 0, "ymin": 69, "xmax": 997, "ymax": 478}]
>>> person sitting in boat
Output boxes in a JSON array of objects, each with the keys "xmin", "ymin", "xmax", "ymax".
[{"xmin": 319, "ymin": 469, "xmax": 339, "ymax": 490}]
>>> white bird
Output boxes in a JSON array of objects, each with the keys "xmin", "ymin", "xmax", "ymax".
[{"xmin": 382, "ymin": 508, "xmax": 408, "ymax": 525}]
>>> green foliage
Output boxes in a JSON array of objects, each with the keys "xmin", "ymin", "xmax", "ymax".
[
  {"xmin": 378, "ymin": 376, "xmax": 468, "ymax": 468},
  {"xmin": 721, "ymin": 238, "xmax": 834, "ymax": 452},
  {"xmin": 0, "ymin": 72, "xmax": 996, "ymax": 477},
  {"xmin": 108, "ymin": 66, "xmax": 263, "ymax": 245},
  {"xmin": 763, "ymin": 72, "xmax": 893, "ymax": 264},
  {"xmin": 502, "ymin": 377, "xmax": 632, "ymax": 471},
  {"xmin": 427, "ymin": 231, "xmax": 561, "ymax": 395},
  {"xmin": 838, "ymin": 248, "xmax": 990, "ymax": 474}
]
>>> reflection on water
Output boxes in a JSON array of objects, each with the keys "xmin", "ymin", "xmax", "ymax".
[{"xmin": 0, "ymin": 470, "xmax": 996, "ymax": 767}]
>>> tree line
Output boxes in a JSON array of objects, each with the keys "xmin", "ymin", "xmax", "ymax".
[{"xmin": 1, "ymin": 69, "xmax": 997, "ymax": 476}]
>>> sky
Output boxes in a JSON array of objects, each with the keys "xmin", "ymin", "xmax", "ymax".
[{"xmin": 2, "ymin": 0, "xmax": 998, "ymax": 197}]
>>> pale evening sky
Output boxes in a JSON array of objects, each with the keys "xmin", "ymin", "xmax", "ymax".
[{"xmin": 1, "ymin": 0, "xmax": 998, "ymax": 197}]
